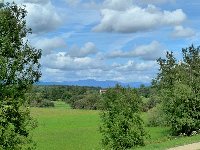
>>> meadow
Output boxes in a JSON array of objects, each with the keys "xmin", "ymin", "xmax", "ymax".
[{"xmin": 31, "ymin": 101, "xmax": 200, "ymax": 150}]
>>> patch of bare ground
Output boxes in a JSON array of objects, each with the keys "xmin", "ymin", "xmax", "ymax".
[{"xmin": 168, "ymin": 142, "xmax": 200, "ymax": 150}]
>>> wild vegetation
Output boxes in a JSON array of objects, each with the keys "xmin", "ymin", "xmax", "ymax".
[
  {"xmin": 0, "ymin": 2, "xmax": 199, "ymax": 150},
  {"xmin": 31, "ymin": 102, "xmax": 200, "ymax": 150},
  {"xmin": 0, "ymin": 3, "xmax": 41, "ymax": 149},
  {"xmin": 27, "ymin": 85, "xmax": 101, "ymax": 109},
  {"xmin": 153, "ymin": 45, "xmax": 200, "ymax": 136},
  {"xmin": 100, "ymin": 85, "xmax": 147, "ymax": 149}
]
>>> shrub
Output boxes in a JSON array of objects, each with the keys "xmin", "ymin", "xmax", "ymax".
[
  {"xmin": 30, "ymin": 99, "xmax": 54, "ymax": 108},
  {"xmin": 69, "ymin": 92, "xmax": 100, "ymax": 110},
  {"xmin": 100, "ymin": 85, "xmax": 147, "ymax": 149},
  {"xmin": 147, "ymin": 104, "xmax": 167, "ymax": 127},
  {"xmin": 163, "ymin": 83, "xmax": 200, "ymax": 135},
  {"xmin": 141, "ymin": 89, "xmax": 161, "ymax": 112}
]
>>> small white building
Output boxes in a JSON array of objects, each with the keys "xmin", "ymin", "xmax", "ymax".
[{"xmin": 100, "ymin": 89, "xmax": 107, "ymax": 94}]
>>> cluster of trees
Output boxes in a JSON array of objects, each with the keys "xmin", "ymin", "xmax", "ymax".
[
  {"xmin": 100, "ymin": 45, "xmax": 200, "ymax": 149},
  {"xmin": 1, "ymin": 2, "xmax": 199, "ymax": 150},
  {"xmin": 28, "ymin": 84, "xmax": 157, "ymax": 111},
  {"xmin": 153, "ymin": 45, "xmax": 200, "ymax": 136},
  {"xmin": 27, "ymin": 85, "xmax": 101, "ymax": 109}
]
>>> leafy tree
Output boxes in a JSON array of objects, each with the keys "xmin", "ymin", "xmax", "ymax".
[
  {"xmin": 73, "ymin": 91, "xmax": 101, "ymax": 110},
  {"xmin": 0, "ymin": 3, "xmax": 41, "ymax": 149},
  {"xmin": 155, "ymin": 45, "xmax": 200, "ymax": 135},
  {"xmin": 137, "ymin": 84, "xmax": 151, "ymax": 98},
  {"xmin": 100, "ymin": 85, "xmax": 147, "ymax": 149}
]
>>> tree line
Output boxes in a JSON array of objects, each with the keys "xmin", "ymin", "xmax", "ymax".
[
  {"xmin": 0, "ymin": 2, "xmax": 199, "ymax": 150},
  {"xmin": 100, "ymin": 45, "xmax": 200, "ymax": 149},
  {"xmin": 27, "ymin": 85, "xmax": 102, "ymax": 109}
]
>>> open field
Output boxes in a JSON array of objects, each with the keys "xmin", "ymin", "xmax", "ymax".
[
  {"xmin": 31, "ymin": 102, "xmax": 200, "ymax": 150},
  {"xmin": 31, "ymin": 102, "xmax": 100, "ymax": 150}
]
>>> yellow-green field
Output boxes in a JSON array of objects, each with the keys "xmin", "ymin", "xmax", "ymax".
[{"xmin": 31, "ymin": 102, "xmax": 200, "ymax": 150}]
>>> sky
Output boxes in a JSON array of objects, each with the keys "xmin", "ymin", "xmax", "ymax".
[{"xmin": 4, "ymin": 0, "xmax": 200, "ymax": 83}]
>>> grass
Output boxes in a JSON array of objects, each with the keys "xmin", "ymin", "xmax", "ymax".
[
  {"xmin": 31, "ymin": 103, "xmax": 200, "ymax": 150},
  {"xmin": 53, "ymin": 101, "xmax": 71, "ymax": 109},
  {"xmin": 135, "ymin": 135, "xmax": 200, "ymax": 150},
  {"xmin": 31, "ymin": 103, "xmax": 101, "ymax": 150}
]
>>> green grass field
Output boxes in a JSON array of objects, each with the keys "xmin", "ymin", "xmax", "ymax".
[{"xmin": 31, "ymin": 102, "xmax": 200, "ymax": 150}]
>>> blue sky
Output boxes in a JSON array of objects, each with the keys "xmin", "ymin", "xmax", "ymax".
[{"xmin": 5, "ymin": 0, "xmax": 200, "ymax": 82}]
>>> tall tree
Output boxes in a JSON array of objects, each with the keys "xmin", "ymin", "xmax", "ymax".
[
  {"xmin": 155, "ymin": 45, "xmax": 200, "ymax": 135},
  {"xmin": 0, "ymin": 3, "xmax": 41, "ymax": 149}
]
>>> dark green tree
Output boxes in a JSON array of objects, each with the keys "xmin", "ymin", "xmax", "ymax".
[
  {"xmin": 0, "ymin": 3, "xmax": 41, "ymax": 149},
  {"xmin": 155, "ymin": 45, "xmax": 200, "ymax": 135},
  {"xmin": 100, "ymin": 85, "xmax": 146, "ymax": 149}
]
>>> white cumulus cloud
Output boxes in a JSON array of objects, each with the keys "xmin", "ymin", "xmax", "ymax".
[
  {"xmin": 25, "ymin": 2, "xmax": 63, "ymax": 33},
  {"xmin": 67, "ymin": 42, "xmax": 97, "ymax": 57},
  {"xmin": 103, "ymin": 0, "xmax": 133, "ymax": 11},
  {"xmin": 93, "ymin": 4, "xmax": 186, "ymax": 33},
  {"xmin": 113, "ymin": 60, "xmax": 157, "ymax": 72},
  {"xmin": 171, "ymin": 26, "xmax": 195, "ymax": 38},
  {"xmin": 107, "ymin": 41, "xmax": 165, "ymax": 60},
  {"xmin": 41, "ymin": 52, "xmax": 103, "ymax": 71},
  {"xmin": 34, "ymin": 37, "xmax": 67, "ymax": 56},
  {"xmin": 5, "ymin": 0, "xmax": 63, "ymax": 33}
]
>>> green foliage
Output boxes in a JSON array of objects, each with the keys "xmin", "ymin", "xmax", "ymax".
[
  {"xmin": 137, "ymin": 84, "xmax": 151, "ymax": 98},
  {"xmin": 28, "ymin": 85, "xmax": 101, "ymax": 109},
  {"xmin": 138, "ymin": 85, "xmax": 161, "ymax": 112},
  {"xmin": 147, "ymin": 104, "xmax": 167, "ymax": 127},
  {"xmin": 31, "ymin": 107, "xmax": 200, "ymax": 150},
  {"xmin": 30, "ymin": 99, "xmax": 54, "ymax": 108},
  {"xmin": 100, "ymin": 85, "xmax": 147, "ymax": 149},
  {"xmin": 155, "ymin": 45, "xmax": 200, "ymax": 135},
  {"xmin": 0, "ymin": 99, "xmax": 37, "ymax": 150},
  {"xmin": 141, "ymin": 96, "xmax": 159, "ymax": 112},
  {"xmin": 0, "ymin": 3, "xmax": 41, "ymax": 149},
  {"xmin": 72, "ymin": 91, "xmax": 101, "ymax": 110},
  {"xmin": 30, "ymin": 85, "xmax": 99, "ymax": 102},
  {"xmin": 26, "ymin": 92, "xmax": 54, "ymax": 108}
]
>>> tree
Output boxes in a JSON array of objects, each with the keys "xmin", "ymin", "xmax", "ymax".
[
  {"xmin": 0, "ymin": 3, "xmax": 41, "ymax": 149},
  {"xmin": 100, "ymin": 85, "xmax": 147, "ymax": 149},
  {"xmin": 155, "ymin": 45, "xmax": 200, "ymax": 135}
]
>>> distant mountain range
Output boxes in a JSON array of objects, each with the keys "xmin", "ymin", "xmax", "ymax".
[{"xmin": 37, "ymin": 79, "xmax": 151, "ymax": 88}]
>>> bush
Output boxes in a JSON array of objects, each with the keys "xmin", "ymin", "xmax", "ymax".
[
  {"xmin": 100, "ymin": 85, "xmax": 147, "ymax": 150},
  {"xmin": 141, "ymin": 90, "xmax": 161, "ymax": 112},
  {"xmin": 69, "ymin": 92, "xmax": 100, "ymax": 110},
  {"xmin": 147, "ymin": 104, "xmax": 167, "ymax": 127},
  {"xmin": 38, "ymin": 100, "xmax": 54, "ymax": 107},
  {"xmin": 30, "ymin": 99, "xmax": 54, "ymax": 108},
  {"xmin": 163, "ymin": 83, "xmax": 200, "ymax": 135}
]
